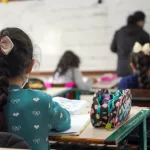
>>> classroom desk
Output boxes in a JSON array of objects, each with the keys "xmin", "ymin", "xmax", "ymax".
[
  {"xmin": 49, "ymin": 107, "xmax": 150, "ymax": 150},
  {"xmin": 46, "ymin": 88, "xmax": 80, "ymax": 99},
  {"xmin": 93, "ymin": 78, "xmax": 121, "ymax": 89},
  {"xmin": 46, "ymin": 87, "xmax": 69, "ymax": 96}
]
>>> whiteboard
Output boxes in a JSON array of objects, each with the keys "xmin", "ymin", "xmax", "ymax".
[{"xmin": 0, "ymin": 0, "xmax": 149, "ymax": 71}]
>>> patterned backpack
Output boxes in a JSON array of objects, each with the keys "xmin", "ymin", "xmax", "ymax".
[{"xmin": 90, "ymin": 89, "xmax": 132, "ymax": 129}]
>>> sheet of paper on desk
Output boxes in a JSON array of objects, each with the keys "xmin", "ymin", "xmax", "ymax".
[
  {"xmin": 52, "ymin": 97, "xmax": 89, "ymax": 115},
  {"xmin": 49, "ymin": 115, "xmax": 90, "ymax": 136}
]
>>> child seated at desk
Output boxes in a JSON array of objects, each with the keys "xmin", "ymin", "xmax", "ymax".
[
  {"xmin": 51, "ymin": 50, "xmax": 94, "ymax": 90},
  {"xmin": 0, "ymin": 27, "xmax": 71, "ymax": 150},
  {"xmin": 119, "ymin": 42, "xmax": 150, "ymax": 89}
]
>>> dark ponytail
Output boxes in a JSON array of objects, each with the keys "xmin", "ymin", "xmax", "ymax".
[
  {"xmin": 0, "ymin": 58, "xmax": 10, "ymax": 131},
  {"xmin": 131, "ymin": 52, "xmax": 150, "ymax": 89}
]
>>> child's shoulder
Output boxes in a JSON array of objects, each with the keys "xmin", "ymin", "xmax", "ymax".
[
  {"xmin": 119, "ymin": 74, "xmax": 138, "ymax": 89},
  {"xmin": 29, "ymin": 89, "xmax": 52, "ymax": 99},
  {"xmin": 20, "ymin": 89, "xmax": 53, "ymax": 104}
]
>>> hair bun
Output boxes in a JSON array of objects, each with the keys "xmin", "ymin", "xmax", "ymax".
[
  {"xmin": 127, "ymin": 11, "xmax": 145, "ymax": 25},
  {"xmin": 127, "ymin": 15, "xmax": 136, "ymax": 24}
]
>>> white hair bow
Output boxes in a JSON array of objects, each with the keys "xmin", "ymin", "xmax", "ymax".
[{"xmin": 133, "ymin": 42, "xmax": 150, "ymax": 55}]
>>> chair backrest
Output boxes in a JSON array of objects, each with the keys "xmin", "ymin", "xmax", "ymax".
[
  {"xmin": 49, "ymin": 82, "xmax": 77, "ymax": 99},
  {"xmin": 0, "ymin": 132, "xmax": 29, "ymax": 149},
  {"xmin": 51, "ymin": 83, "xmax": 65, "ymax": 87},
  {"xmin": 131, "ymin": 89, "xmax": 150, "ymax": 107},
  {"xmin": 131, "ymin": 89, "xmax": 150, "ymax": 98},
  {"xmin": 50, "ymin": 82, "xmax": 76, "ymax": 88}
]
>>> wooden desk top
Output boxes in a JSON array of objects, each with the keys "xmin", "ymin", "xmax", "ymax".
[
  {"xmin": 93, "ymin": 78, "xmax": 121, "ymax": 89},
  {"xmin": 49, "ymin": 107, "xmax": 150, "ymax": 145},
  {"xmin": 46, "ymin": 88, "xmax": 71, "ymax": 96}
]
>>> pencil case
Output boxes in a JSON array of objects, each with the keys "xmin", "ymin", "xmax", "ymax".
[{"xmin": 90, "ymin": 89, "xmax": 132, "ymax": 129}]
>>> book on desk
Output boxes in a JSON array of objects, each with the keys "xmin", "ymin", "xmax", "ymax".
[
  {"xmin": 52, "ymin": 97, "xmax": 89, "ymax": 115},
  {"xmin": 51, "ymin": 97, "xmax": 90, "ymax": 136},
  {"xmin": 49, "ymin": 115, "xmax": 90, "ymax": 136}
]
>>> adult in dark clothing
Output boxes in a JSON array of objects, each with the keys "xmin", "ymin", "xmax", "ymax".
[{"xmin": 111, "ymin": 11, "xmax": 149, "ymax": 77}]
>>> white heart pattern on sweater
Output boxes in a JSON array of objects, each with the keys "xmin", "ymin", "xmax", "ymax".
[
  {"xmin": 34, "ymin": 125, "xmax": 40, "ymax": 129},
  {"xmin": 33, "ymin": 98, "xmax": 40, "ymax": 102}
]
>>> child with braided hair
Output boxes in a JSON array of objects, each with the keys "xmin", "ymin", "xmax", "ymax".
[
  {"xmin": 0, "ymin": 27, "xmax": 71, "ymax": 150},
  {"xmin": 119, "ymin": 42, "xmax": 150, "ymax": 89}
]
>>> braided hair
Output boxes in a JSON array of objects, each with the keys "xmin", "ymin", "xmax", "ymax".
[
  {"xmin": 0, "ymin": 58, "xmax": 9, "ymax": 131},
  {"xmin": 131, "ymin": 51, "xmax": 150, "ymax": 89}
]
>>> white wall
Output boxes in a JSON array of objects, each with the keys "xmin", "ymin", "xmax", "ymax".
[{"xmin": 0, "ymin": 0, "xmax": 150, "ymax": 71}]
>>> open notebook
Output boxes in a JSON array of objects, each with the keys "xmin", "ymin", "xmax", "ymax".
[
  {"xmin": 52, "ymin": 97, "xmax": 89, "ymax": 115},
  {"xmin": 49, "ymin": 115, "xmax": 90, "ymax": 136}
]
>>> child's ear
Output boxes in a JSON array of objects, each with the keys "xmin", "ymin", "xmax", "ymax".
[
  {"xmin": 130, "ymin": 63, "xmax": 135, "ymax": 71},
  {"xmin": 26, "ymin": 60, "xmax": 35, "ymax": 74}
]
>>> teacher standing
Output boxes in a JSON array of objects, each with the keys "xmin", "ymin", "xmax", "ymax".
[{"xmin": 111, "ymin": 11, "xmax": 149, "ymax": 77}]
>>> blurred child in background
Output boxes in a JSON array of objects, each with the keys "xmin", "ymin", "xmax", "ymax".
[{"xmin": 51, "ymin": 50, "xmax": 95, "ymax": 90}]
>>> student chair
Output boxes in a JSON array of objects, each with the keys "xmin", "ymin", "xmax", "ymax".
[
  {"xmin": 131, "ymin": 89, "xmax": 150, "ymax": 107},
  {"xmin": 44, "ymin": 82, "xmax": 77, "ymax": 99}
]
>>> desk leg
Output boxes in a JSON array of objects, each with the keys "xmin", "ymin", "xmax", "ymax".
[{"xmin": 139, "ymin": 118, "xmax": 147, "ymax": 150}]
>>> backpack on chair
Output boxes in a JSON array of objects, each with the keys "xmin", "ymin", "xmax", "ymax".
[{"xmin": 24, "ymin": 78, "xmax": 46, "ymax": 90}]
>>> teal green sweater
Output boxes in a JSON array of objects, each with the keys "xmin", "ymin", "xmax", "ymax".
[{"xmin": 4, "ymin": 85, "xmax": 71, "ymax": 150}]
